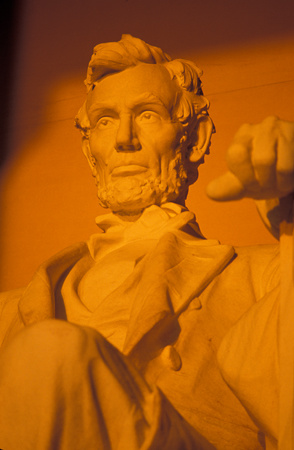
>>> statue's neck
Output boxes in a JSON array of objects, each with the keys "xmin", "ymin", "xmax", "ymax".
[{"xmin": 112, "ymin": 200, "xmax": 187, "ymax": 223}]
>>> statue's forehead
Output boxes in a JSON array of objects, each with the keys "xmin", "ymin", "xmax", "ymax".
[{"xmin": 87, "ymin": 63, "xmax": 179, "ymax": 110}]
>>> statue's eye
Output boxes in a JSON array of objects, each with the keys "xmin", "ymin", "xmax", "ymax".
[
  {"xmin": 96, "ymin": 117, "xmax": 114, "ymax": 129},
  {"xmin": 141, "ymin": 113, "xmax": 152, "ymax": 120},
  {"xmin": 138, "ymin": 111, "xmax": 160, "ymax": 123}
]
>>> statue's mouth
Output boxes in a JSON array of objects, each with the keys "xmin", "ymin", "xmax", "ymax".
[{"xmin": 111, "ymin": 165, "xmax": 148, "ymax": 177}]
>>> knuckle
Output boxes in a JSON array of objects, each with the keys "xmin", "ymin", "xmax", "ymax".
[
  {"xmin": 251, "ymin": 152, "xmax": 276, "ymax": 167},
  {"xmin": 280, "ymin": 123, "xmax": 294, "ymax": 142},
  {"xmin": 262, "ymin": 116, "xmax": 279, "ymax": 126},
  {"xmin": 226, "ymin": 143, "xmax": 248, "ymax": 165},
  {"xmin": 234, "ymin": 123, "xmax": 252, "ymax": 138},
  {"xmin": 257, "ymin": 116, "xmax": 280, "ymax": 138}
]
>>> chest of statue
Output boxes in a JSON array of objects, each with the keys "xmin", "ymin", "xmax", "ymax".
[{"xmin": 139, "ymin": 294, "xmax": 265, "ymax": 450}]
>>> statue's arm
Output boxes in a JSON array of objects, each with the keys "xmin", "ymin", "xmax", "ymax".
[
  {"xmin": 206, "ymin": 116, "xmax": 294, "ymax": 237},
  {"xmin": 208, "ymin": 116, "xmax": 294, "ymax": 447}
]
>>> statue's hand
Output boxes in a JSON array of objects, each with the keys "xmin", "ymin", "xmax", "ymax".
[{"xmin": 206, "ymin": 116, "xmax": 294, "ymax": 201}]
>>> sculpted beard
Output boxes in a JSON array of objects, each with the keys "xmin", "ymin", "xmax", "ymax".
[{"xmin": 96, "ymin": 150, "xmax": 189, "ymax": 214}]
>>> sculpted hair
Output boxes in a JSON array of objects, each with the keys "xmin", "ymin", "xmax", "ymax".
[{"xmin": 75, "ymin": 34, "xmax": 213, "ymax": 141}]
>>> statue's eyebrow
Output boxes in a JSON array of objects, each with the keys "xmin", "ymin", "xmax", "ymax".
[
  {"xmin": 88, "ymin": 92, "xmax": 168, "ymax": 116},
  {"xmin": 87, "ymin": 103, "xmax": 115, "ymax": 116}
]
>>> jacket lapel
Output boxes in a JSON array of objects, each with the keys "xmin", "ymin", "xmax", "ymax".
[
  {"xmin": 123, "ymin": 231, "xmax": 235, "ymax": 361},
  {"xmin": 18, "ymin": 242, "xmax": 89, "ymax": 326},
  {"xmin": 15, "ymin": 225, "xmax": 235, "ymax": 366}
]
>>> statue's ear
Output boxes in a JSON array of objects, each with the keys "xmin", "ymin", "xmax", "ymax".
[
  {"xmin": 81, "ymin": 138, "xmax": 97, "ymax": 177},
  {"xmin": 188, "ymin": 115, "xmax": 214, "ymax": 163}
]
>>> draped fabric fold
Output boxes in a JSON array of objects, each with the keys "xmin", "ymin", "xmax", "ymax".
[{"xmin": 0, "ymin": 320, "xmax": 215, "ymax": 450}]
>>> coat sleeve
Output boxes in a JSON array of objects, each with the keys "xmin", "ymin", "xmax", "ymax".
[{"xmin": 217, "ymin": 245, "xmax": 280, "ymax": 448}]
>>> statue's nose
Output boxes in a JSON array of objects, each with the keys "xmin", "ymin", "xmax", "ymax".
[{"xmin": 115, "ymin": 115, "xmax": 141, "ymax": 152}]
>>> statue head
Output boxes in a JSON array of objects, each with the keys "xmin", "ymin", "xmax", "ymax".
[{"xmin": 75, "ymin": 35, "xmax": 214, "ymax": 217}]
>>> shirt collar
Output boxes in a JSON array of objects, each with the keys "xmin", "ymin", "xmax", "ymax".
[
  {"xmin": 89, "ymin": 203, "xmax": 204, "ymax": 261},
  {"xmin": 95, "ymin": 202, "xmax": 204, "ymax": 237}
]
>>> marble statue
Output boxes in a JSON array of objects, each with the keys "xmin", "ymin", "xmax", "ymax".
[{"xmin": 0, "ymin": 35, "xmax": 293, "ymax": 450}]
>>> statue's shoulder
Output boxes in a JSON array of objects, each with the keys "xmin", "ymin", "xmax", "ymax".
[
  {"xmin": 0, "ymin": 240, "xmax": 90, "ymax": 313},
  {"xmin": 233, "ymin": 242, "xmax": 279, "ymax": 268},
  {"xmin": 224, "ymin": 243, "xmax": 279, "ymax": 296},
  {"xmin": 0, "ymin": 288, "xmax": 25, "ymax": 346},
  {"xmin": 233, "ymin": 242, "xmax": 278, "ymax": 258},
  {"xmin": 37, "ymin": 240, "xmax": 91, "ymax": 271},
  {"xmin": 0, "ymin": 287, "xmax": 25, "ymax": 310},
  {"xmin": 0, "ymin": 240, "xmax": 93, "ymax": 347}
]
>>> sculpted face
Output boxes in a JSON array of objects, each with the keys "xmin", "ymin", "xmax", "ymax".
[{"xmin": 84, "ymin": 64, "xmax": 189, "ymax": 215}]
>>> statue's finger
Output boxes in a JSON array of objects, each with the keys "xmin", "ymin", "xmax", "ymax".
[
  {"xmin": 277, "ymin": 135, "xmax": 294, "ymax": 193},
  {"xmin": 226, "ymin": 142, "xmax": 256, "ymax": 187},
  {"xmin": 251, "ymin": 133, "xmax": 277, "ymax": 188},
  {"xmin": 206, "ymin": 171, "xmax": 245, "ymax": 202}
]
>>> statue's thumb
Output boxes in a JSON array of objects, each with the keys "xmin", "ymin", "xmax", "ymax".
[{"xmin": 206, "ymin": 171, "xmax": 245, "ymax": 201}]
